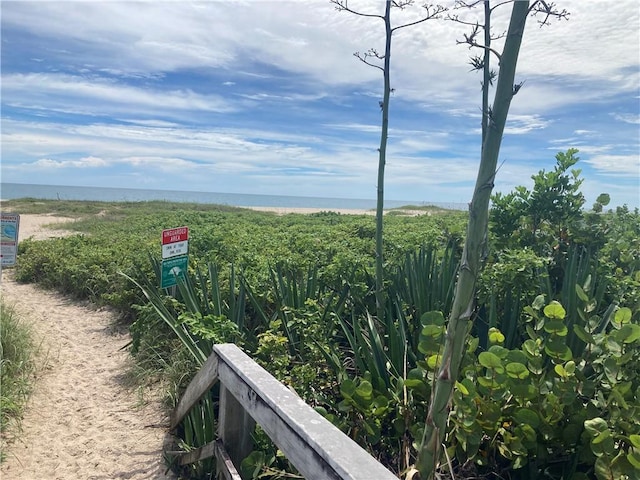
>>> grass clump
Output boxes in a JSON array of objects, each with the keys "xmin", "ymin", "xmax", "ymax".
[{"xmin": 0, "ymin": 301, "xmax": 38, "ymax": 462}]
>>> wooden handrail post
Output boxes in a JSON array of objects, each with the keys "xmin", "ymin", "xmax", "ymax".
[{"xmin": 217, "ymin": 384, "xmax": 255, "ymax": 478}]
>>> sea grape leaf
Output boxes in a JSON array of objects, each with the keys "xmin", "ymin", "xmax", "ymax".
[
  {"xmin": 514, "ymin": 408, "xmax": 540, "ymax": 428},
  {"xmin": 421, "ymin": 310, "xmax": 445, "ymax": 326},
  {"xmin": 489, "ymin": 328, "xmax": 505, "ymax": 344},
  {"xmin": 544, "ymin": 320, "xmax": 568, "ymax": 336},
  {"xmin": 584, "ymin": 417, "xmax": 608, "ymax": 436},
  {"xmin": 614, "ymin": 307, "xmax": 632, "ymax": 325},
  {"xmin": 532, "ymin": 294, "xmax": 546, "ymax": 310},
  {"xmin": 545, "ymin": 338, "xmax": 572, "ymax": 361},
  {"xmin": 506, "ymin": 362, "xmax": 529, "ymax": 379},
  {"xmin": 628, "ymin": 450, "xmax": 640, "ymax": 469},
  {"xmin": 544, "ymin": 301, "xmax": 566, "ymax": 320},
  {"xmin": 479, "ymin": 351, "xmax": 502, "ymax": 369},
  {"xmin": 616, "ymin": 324, "xmax": 640, "ymax": 344}
]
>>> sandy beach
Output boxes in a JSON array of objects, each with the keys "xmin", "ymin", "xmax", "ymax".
[{"xmin": 1, "ymin": 214, "xmax": 175, "ymax": 480}]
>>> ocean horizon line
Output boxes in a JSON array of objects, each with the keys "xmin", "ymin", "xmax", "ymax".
[{"xmin": 0, "ymin": 182, "xmax": 468, "ymax": 211}]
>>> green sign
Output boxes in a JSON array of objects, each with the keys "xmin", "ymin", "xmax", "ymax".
[{"xmin": 161, "ymin": 255, "xmax": 188, "ymax": 288}]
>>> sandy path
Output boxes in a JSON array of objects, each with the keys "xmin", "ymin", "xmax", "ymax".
[{"xmin": 1, "ymin": 215, "xmax": 175, "ymax": 479}]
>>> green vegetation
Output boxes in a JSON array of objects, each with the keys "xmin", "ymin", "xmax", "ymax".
[
  {"xmin": 4, "ymin": 161, "xmax": 639, "ymax": 479},
  {"xmin": 0, "ymin": 302, "xmax": 39, "ymax": 462}
]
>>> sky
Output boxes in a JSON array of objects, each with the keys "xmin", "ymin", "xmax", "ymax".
[{"xmin": 1, "ymin": 0, "xmax": 639, "ymax": 207}]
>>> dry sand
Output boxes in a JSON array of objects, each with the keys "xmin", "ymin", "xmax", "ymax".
[{"xmin": 1, "ymin": 215, "xmax": 175, "ymax": 479}]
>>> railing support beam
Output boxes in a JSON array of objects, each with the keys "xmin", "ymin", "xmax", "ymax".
[{"xmin": 217, "ymin": 383, "xmax": 255, "ymax": 477}]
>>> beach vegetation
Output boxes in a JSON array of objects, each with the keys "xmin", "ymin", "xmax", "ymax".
[
  {"xmin": 3, "ymin": 161, "xmax": 639, "ymax": 479},
  {"xmin": 0, "ymin": 302, "xmax": 40, "ymax": 463}
]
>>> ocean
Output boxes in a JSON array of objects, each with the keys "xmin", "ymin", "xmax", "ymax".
[{"xmin": 0, "ymin": 183, "xmax": 466, "ymax": 211}]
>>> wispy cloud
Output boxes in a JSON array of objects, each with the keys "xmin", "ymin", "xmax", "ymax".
[
  {"xmin": 584, "ymin": 154, "xmax": 640, "ymax": 176},
  {"xmin": 612, "ymin": 113, "xmax": 640, "ymax": 125},
  {"xmin": 32, "ymin": 156, "xmax": 108, "ymax": 169}
]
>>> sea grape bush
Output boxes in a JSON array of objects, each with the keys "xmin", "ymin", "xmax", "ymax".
[{"xmin": 447, "ymin": 297, "xmax": 640, "ymax": 479}]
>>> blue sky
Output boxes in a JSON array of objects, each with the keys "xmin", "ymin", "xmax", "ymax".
[{"xmin": 1, "ymin": 0, "xmax": 639, "ymax": 207}]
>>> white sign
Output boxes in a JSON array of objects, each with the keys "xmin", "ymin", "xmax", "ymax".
[
  {"xmin": 1, "ymin": 213, "xmax": 20, "ymax": 267},
  {"xmin": 162, "ymin": 240, "xmax": 189, "ymax": 259}
]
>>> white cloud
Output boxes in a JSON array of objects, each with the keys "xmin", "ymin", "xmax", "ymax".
[
  {"xmin": 1, "ymin": 73, "xmax": 234, "ymax": 116},
  {"xmin": 504, "ymin": 114, "xmax": 552, "ymax": 135},
  {"xmin": 584, "ymin": 154, "xmax": 640, "ymax": 176},
  {"xmin": 32, "ymin": 156, "xmax": 108, "ymax": 169},
  {"xmin": 612, "ymin": 113, "xmax": 640, "ymax": 125}
]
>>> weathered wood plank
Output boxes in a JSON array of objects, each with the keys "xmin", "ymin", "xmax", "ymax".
[
  {"xmin": 217, "ymin": 384, "xmax": 255, "ymax": 471},
  {"xmin": 214, "ymin": 439, "xmax": 243, "ymax": 480},
  {"xmin": 176, "ymin": 440, "xmax": 217, "ymax": 466},
  {"xmin": 171, "ymin": 352, "xmax": 219, "ymax": 429},
  {"xmin": 213, "ymin": 343, "xmax": 398, "ymax": 480},
  {"xmin": 171, "ymin": 439, "xmax": 242, "ymax": 480}
]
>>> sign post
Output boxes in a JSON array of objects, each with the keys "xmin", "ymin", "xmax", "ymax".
[
  {"xmin": 161, "ymin": 226, "xmax": 189, "ymax": 288},
  {"xmin": 1, "ymin": 213, "xmax": 20, "ymax": 268}
]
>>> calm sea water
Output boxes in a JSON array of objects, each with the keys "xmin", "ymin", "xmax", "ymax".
[{"xmin": 0, "ymin": 183, "xmax": 466, "ymax": 211}]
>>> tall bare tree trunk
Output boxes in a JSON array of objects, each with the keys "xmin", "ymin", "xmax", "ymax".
[
  {"xmin": 415, "ymin": 2, "xmax": 530, "ymax": 478},
  {"xmin": 375, "ymin": 0, "xmax": 392, "ymax": 324}
]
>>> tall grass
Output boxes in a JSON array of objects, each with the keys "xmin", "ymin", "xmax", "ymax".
[{"xmin": 0, "ymin": 301, "xmax": 39, "ymax": 462}]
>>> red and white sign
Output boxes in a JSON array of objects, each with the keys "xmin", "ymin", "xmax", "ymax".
[
  {"xmin": 162, "ymin": 226, "xmax": 189, "ymax": 245},
  {"xmin": 162, "ymin": 226, "xmax": 189, "ymax": 259}
]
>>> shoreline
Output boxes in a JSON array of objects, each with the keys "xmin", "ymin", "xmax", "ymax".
[{"xmin": 240, "ymin": 206, "xmax": 377, "ymax": 215}]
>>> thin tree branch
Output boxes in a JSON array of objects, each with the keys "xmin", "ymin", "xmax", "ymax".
[
  {"xmin": 391, "ymin": 0, "xmax": 415, "ymax": 8},
  {"xmin": 329, "ymin": 0, "xmax": 384, "ymax": 20},
  {"xmin": 391, "ymin": 4, "xmax": 447, "ymax": 32},
  {"xmin": 529, "ymin": 0, "xmax": 570, "ymax": 26},
  {"xmin": 457, "ymin": 24, "xmax": 502, "ymax": 62},
  {"xmin": 354, "ymin": 51, "xmax": 385, "ymax": 73}
]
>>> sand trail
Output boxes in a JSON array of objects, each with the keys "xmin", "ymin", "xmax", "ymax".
[{"xmin": 1, "ymin": 214, "xmax": 175, "ymax": 479}]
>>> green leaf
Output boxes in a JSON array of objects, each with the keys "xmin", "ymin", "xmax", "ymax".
[
  {"xmin": 574, "ymin": 324, "xmax": 595, "ymax": 344},
  {"xmin": 506, "ymin": 362, "xmax": 529, "ymax": 379},
  {"xmin": 594, "ymin": 456, "xmax": 615, "ymax": 480},
  {"xmin": 455, "ymin": 381, "xmax": 469, "ymax": 395},
  {"xmin": 629, "ymin": 435, "xmax": 640, "ymax": 449},
  {"xmin": 479, "ymin": 351, "xmax": 502, "ymax": 369},
  {"xmin": 421, "ymin": 324, "xmax": 444, "ymax": 338},
  {"xmin": 628, "ymin": 450, "xmax": 640, "ymax": 469},
  {"xmin": 544, "ymin": 301, "xmax": 566, "ymax": 320},
  {"xmin": 506, "ymin": 350, "xmax": 529, "ymax": 365},
  {"xmin": 523, "ymin": 339, "xmax": 540, "ymax": 358},
  {"xmin": 616, "ymin": 324, "xmax": 640, "ymax": 344},
  {"xmin": 427, "ymin": 354, "xmax": 441, "ymax": 369},
  {"xmin": 544, "ymin": 320, "xmax": 568, "ymax": 336},
  {"xmin": 340, "ymin": 378, "xmax": 356, "ymax": 398},
  {"xmin": 564, "ymin": 360, "xmax": 576, "ymax": 375},
  {"xmin": 421, "ymin": 310, "xmax": 445, "ymax": 326},
  {"xmin": 614, "ymin": 307, "xmax": 632, "ymax": 325},
  {"xmin": 591, "ymin": 429, "xmax": 611, "ymax": 445},
  {"xmin": 514, "ymin": 408, "xmax": 540, "ymax": 428},
  {"xmin": 355, "ymin": 380, "xmax": 373, "ymax": 400},
  {"xmin": 584, "ymin": 417, "xmax": 608, "ymax": 436},
  {"xmin": 532, "ymin": 294, "xmax": 546, "ymax": 310},
  {"xmin": 603, "ymin": 358, "xmax": 619, "ymax": 384},
  {"xmin": 554, "ymin": 364, "xmax": 568, "ymax": 379},
  {"xmin": 575, "ymin": 283, "xmax": 589, "ymax": 302},
  {"xmin": 545, "ymin": 338, "xmax": 572, "ymax": 361},
  {"xmin": 240, "ymin": 451, "xmax": 266, "ymax": 480},
  {"xmin": 489, "ymin": 328, "xmax": 505, "ymax": 344}
]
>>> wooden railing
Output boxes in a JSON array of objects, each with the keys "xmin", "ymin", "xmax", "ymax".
[{"xmin": 169, "ymin": 343, "xmax": 398, "ymax": 480}]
